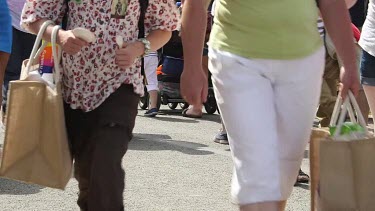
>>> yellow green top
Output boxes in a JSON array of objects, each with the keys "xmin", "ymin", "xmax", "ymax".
[{"xmin": 209, "ymin": 0, "xmax": 322, "ymax": 60}]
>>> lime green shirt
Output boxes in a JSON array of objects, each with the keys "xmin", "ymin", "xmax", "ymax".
[{"xmin": 209, "ymin": 0, "xmax": 322, "ymax": 60}]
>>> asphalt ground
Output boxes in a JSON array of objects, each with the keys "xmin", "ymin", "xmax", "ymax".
[{"xmin": 0, "ymin": 106, "xmax": 311, "ymax": 211}]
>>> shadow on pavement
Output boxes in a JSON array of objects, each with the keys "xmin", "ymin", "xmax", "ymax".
[
  {"xmin": 131, "ymin": 133, "xmax": 214, "ymax": 156},
  {"xmin": 138, "ymin": 108, "xmax": 222, "ymax": 124},
  {"xmin": 294, "ymin": 183, "xmax": 309, "ymax": 190},
  {"xmin": 149, "ymin": 116, "xmax": 199, "ymax": 123},
  {"xmin": 0, "ymin": 178, "xmax": 43, "ymax": 195}
]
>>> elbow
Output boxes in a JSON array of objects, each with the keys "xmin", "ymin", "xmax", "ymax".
[
  {"xmin": 158, "ymin": 30, "xmax": 172, "ymax": 47},
  {"xmin": 165, "ymin": 30, "xmax": 172, "ymax": 42},
  {"xmin": 22, "ymin": 19, "xmax": 48, "ymax": 35},
  {"xmin": 24, "ymin": 23, "xmax": 39, "ymax": 35}
]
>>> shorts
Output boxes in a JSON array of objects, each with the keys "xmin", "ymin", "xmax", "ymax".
[{"xmin": 360, "ymin": 50, "xmax": 375, "ymax": 86}]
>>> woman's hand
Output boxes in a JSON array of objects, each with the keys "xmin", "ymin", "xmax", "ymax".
[
  {"xmin": 340, "ymin": 66, "xmax": 360, "ymax": 98},
  {"xmin": 115, "ymin": 41, "xmax": 145, "ymax": 69},
  {"xmin": 57, "ymin": 30, "xmax": 88, "ymax": 55}
]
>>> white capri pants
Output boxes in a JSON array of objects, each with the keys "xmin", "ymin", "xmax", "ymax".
[
  {"xmin": 208, "ymin": 47, "xmax": 325, "ymax": 205},
  {"xmin": 144, "ymin": 52, "xmax": 159, "ymax": 92}
]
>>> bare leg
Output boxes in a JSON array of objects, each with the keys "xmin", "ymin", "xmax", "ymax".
[
  {"xmin": 183, "ymin": 54, "xmax": 208, "ymax": 117},
  {"xmin": 148, "ymin": 90, "xmax": 158, "ymax": 109},
  {"xmin": 240, "ymin": 201, "xmax": 286, "ymax": 211},
  {"xmin": 221, "ymin": 116, "xmax": 227, "ymax": 133},
  {"xmin": 363, "ymin": 85, "xmax": 375, "ymax": 131},
  {"xmin": 357, "ymin": 89, "xmax": 370, "ymax": 124},
  {"xmin": 0, "ymin": 52, "xmax": 10, "ymax": 123},
  {"xmin": 184, "ymin": 104, "xmax": 203, "ymax": 116}
]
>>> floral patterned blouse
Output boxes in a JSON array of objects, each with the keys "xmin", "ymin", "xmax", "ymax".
[{"xmin": 21, "ymin": 0, "xmax": 179, "ymax": 112}]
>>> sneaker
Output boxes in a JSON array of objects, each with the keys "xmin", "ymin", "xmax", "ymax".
[
  {"xmin": 144, "ymin": 108, "xmax": 158, "ymax": 117},
  {"xmin": 214, "ymin": 131, "xmax": 229, "ymax": 145}
]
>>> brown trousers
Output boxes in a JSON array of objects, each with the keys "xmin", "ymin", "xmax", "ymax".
[
  {"xmin": 317, "ymin": 53, "xmax": 340, "ymax": 127},
  {"xmin": 64, "ymin": 85, "xmax": 139, "ymax": 211}
]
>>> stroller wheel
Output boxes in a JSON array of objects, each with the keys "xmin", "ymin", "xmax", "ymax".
[
  {"xmin": 179, "ymin": 103, "xmax": 189, "ymax": 110},
  {"xmin": 156, "ymin": 92, "xmax": 162, "ymax": 111},
  {"xmin": 139, "ymin": 91, "xmax": 149, "ymax": 110},
  {"xmin": 168, "ymin": 103, "xmax": 178, "ymax": 110},
  {"xmin": 204, "ymin": 103, "xmax": 217, "ymax": 114},
  {"xmin": 204, "ymin": 88, "xmax": 217, "ymax": 114}
]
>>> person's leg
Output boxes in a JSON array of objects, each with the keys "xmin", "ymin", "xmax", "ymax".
[
  {"xmin": 317, "ymin": 78, "xmax": 338, "ymax": 127},
  {"xmin": 364, "ymin": 85, "xmax": 375, "ymax": 125},
  {"xmin": 214, "ymin": 115, "xmax": 228, "ymax": 145},
  {"xmin": 143, "ymin": 54, "xmax": 159, "ymax": 117},
  {"xmin": 209, "ymin": 49, "xmax": 281, "ymax": 210},
  {"xmin": 148, "ymin": 90, "xmax": 158, "ymax": 108},
  {"xmin": 240, "ymin": 201, "xmax": 283, "ymax": 211},
  {"xmin": 64, "ymin": 103, "xmax": 94, "ymax": 211},
  {"xmin": 183, "ymin": 103, "xmax": 203, "ymax": 117},
  {"xmin": 317, "ymin": 54, "xmax": 340, "ymax": 127},
  {"xmin": 357, "ymin": 88, "xmax": 370, "ymax": 124},
  {"xmin": 209, "ymin": 46, "xmax": 325, "ymax": 210},
  {"xmin": 360, "ymin": 50, "xmax": 375, "ymax": 129},
  {"xmin": 273, "ymin": 47, "xmax": 325, "ymax": 200},
  {"xmin": 183, "ymin": 55, "xmax": 209, "ymax": 118},
  {"xmin": 87, "ymin": 85, "xmax": 139, "ymax": 211},
  {"xmin": 65, "ymin": 85, "xmax": 139, "ymax": 211},
  {"xmin": 2, "ymin": 28, "xmax": 36, "ymax": 117}
]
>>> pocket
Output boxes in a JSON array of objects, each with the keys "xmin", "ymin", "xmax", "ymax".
[
  {"xmin": 97, "ymin": 85, "xmax": 139, "ymax": 127},
  {"xmin": 208, "ymin": 49, "xmax": 237, "ymax": 76}
]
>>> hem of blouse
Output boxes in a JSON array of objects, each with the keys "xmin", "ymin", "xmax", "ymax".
[{"xmin": 63, "ymin": 81, "xmax": 143, "ymax": 112}]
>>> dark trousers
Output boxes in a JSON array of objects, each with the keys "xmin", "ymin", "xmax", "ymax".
[
  {"xmin": 2, "ymin": 27, "xmax": 36, "ymax": 112},
  {"xmin": 64, "ymin": 85, "xmax": 139, "ymax": 211}
]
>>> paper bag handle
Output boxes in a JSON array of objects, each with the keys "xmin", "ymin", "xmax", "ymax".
[
  {"xmin": 24, "ymin": 20, "xmax": 55, "ymax": 75},
  {"xmin": 51, "ymin": 25, "xmax": 62, "ymax": 84},
  {"xmin": 330, "ymin": 91, "xmax": 368, "ymax": 137},
  {"xmin": 24, "ymin": 21, "xmax": 62, "ymax": 85}
]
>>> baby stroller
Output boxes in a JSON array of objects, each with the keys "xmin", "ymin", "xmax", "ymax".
[
  {"xmin": 139, "ymin": 55, "xmax": 218, "ymax": 114},
  {"xmin": 139, "ymin": 28, "xmax": 217, "ymax": 114}
]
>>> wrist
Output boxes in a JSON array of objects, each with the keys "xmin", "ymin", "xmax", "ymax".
[
  {"xmin": 131, "ymin": 41, "xmax": 146, "ymax": 58},
  {"xmin": 137, "ymin": 38, "xmax": 151, "ymax": 57},
  {"xmin": 57, "ymin": 30, "xmax": 67, "ymax": 45}
]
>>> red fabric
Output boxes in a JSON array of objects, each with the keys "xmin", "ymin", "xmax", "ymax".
[{"xmin": 352, "ymin": 23, "xmax": 361, "ymax": 42}]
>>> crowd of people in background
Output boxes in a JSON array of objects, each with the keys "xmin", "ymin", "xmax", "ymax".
[{"xmin": 0, "ymin": 0, "xmax": 375, "ymax": 210}]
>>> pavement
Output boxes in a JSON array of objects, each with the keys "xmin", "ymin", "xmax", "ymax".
[{"xmin": 0, "ymin": 106, "xmax": 311, "ymax": 211}]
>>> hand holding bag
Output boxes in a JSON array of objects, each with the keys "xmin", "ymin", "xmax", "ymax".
[
  {"xmin": 310, "ymin": 91, "xmax": 375, "ymax": 211},
  {"xmin": 0, "ymin": 21, "xmax": 72, "ymax": 190}
]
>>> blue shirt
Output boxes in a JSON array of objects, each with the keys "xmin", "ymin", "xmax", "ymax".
[{"xmin": 0, "ymin": 0, "xmax": 12, "ymax": 53}]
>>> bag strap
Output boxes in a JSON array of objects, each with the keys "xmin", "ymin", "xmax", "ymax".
[
  {"xmin": 330, "ymin": 91, "xmax": 368, "ymax": 137},
  {"xmin": 25, "ymin": 20, "xmax": 55, "ymax": 75},
  {"xmin": 24, "ymin": 21, "xmax": 61, "ymax": 85},
  {"xmin": 51, "ymin": 25, "xmax": 62, "ymax": 84},
  {"xmin": 138, "ymin": 0, "xmax": 149, "ymax": 83}
]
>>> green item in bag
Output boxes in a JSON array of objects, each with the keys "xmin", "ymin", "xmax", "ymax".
[{"xmin": 329, "ymin": 122, "xmax": 365, "ymax": 136}]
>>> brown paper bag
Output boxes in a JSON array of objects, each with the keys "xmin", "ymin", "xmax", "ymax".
[
  {"xmin": 0, "ymin": 22, "xmax": 72, "ymax": 190},
  {"xmin": 310, "ymin": 91, "xmax": 375, "ymax": 211},
  {"xmin": 310, "ymin": 128, "xmax": 330, "ymax": 211}
]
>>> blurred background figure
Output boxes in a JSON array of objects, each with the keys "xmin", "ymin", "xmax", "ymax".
[
  {"xmin": 0, "ymin": 0, "xmax": 12, "ymax": 156},
  {"xmin": 2, "ymin": 0, "xmax": 36, "ymax": 123}
]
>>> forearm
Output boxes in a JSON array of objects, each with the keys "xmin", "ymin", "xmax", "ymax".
[
  {"xmin": 0, "ymin": 52, "xmax": 9, "ymax": 87},
  {"xmin": 146, "ymin": 29, "xmax": 172, "ymax": 51},
  {"xmin": 181, "ymin": 0, "xmax": 210, "ymax": 70},
  {"xmin": 129, "ymin": 30, "xmax": 171, "ymax": 57},
  {"xmin": 24, "ymin": 18, "xmax": 56, "ymax": 43},
  {"xmin": 320, "ymin": 0, "xmax": 358, "ymax": 72}
]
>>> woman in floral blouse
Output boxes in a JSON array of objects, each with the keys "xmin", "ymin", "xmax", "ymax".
[{"xmin": 21, "ymin": 0, "xmax": 179, "ymax": 210}]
